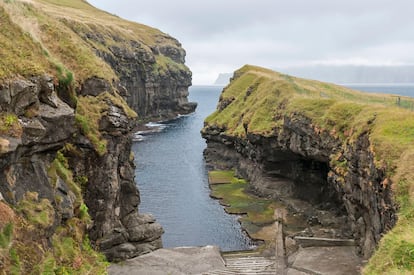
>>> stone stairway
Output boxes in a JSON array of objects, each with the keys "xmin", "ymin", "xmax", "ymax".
[{"xmin": 204, "ymin": 251, "xmax": 276, "ymax": 275}]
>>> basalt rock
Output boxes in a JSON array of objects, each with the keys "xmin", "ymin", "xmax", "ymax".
[
  {"xmin": 66, "ymin": 26, "xmax": 197, "ymax": 121},
  {"xmin": 0, "ymin": 76, "xmax": 163, "ymax": 264},
  {"xmin": 202, "ymin": 67, "xmax": 398, "ymax": 260},
  {"xmin": 0, "ymin": 0, "xmax": 196, "ymax": 270},
  {"xmin": 68, "ymin": 102, "xmax": 164, "ymax": 260}
]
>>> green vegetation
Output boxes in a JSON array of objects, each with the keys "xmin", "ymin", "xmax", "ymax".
[
  {"xmin": 16, "ymin": 192, "xmax": 55, "ymax": 229},
  {"xmin": 75, "ymin": 95, "xmax": 108, "ymax": 156},
  {"xmin": 0, "ymin": 0, "xmax": 183, "ymax": 273},
  {"xmin": 76, "ymin": 92, "xmax": 136, "ymax": 156},
  {"xmin": 0, "ymin": 113, "xmax": 23, "ymax": 137},
  {"xmin": 0, "ymin": 223, "xmax": 13, "ymax": 249},
  {"xmin": 209, "ymin": 170, "xmax": 281, "ymax": 242},
  {"xmin": 1, "ymin": 0, "xmax": 187, "ymax": 83},
  {"xmin": 205, "ymin": 65, "xmax": 414, "ymax": 274},
  {"xmin": 154, "ymin": 54, "xmax": 189, "ymax": 76},
  {"xmin": 208, "ymin": 170, "xmax": 235, "ymax": 184},
  {"xmin": 7, "ymin": 190, "xmax": 108, "ymax": 274},
  {"xmin": 49, "ymin": 150, "xmax": 83, "ymax": 206},
  {"xmin": 0, "ymin": 6, "xmax": 50, "ymax": 78}
]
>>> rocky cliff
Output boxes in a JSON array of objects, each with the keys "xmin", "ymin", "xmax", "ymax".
[
  {"xmin": 202, "ymin": 65, "xmax": 414, "ymax": 274},
  {"xmin": 67, "ymin": 20, "xmax": 196, "ymax": 120},
  {"xmin": 0, "ymin": 0, "xmax": 193, "ymax": 273}
]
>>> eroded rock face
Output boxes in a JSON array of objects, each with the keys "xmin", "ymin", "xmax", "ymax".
[
  {"xmin": 70, "ymin": 27, "xmax": 197, "ymax": 120},
  {"xmin": 69, "ymin": 105, "xmax": 164, "ymax": 260},
  {"xmin": 0, "ymin": 76, "xmax": 76, "ymax": 223},
  {"xmin": 0, "ymin": 76, "xmax": 163, "ymax": 261},
  {"xmin": 202, "ymin": 113, "xmax": 397, "ymax": 259}
]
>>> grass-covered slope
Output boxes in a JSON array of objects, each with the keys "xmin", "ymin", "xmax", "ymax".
[
  {"xmin": 0, "ymin": 0, "xmax": 183, "ymax": 272},
  {"xmin": 0, "ymin": 0, "xmax": 185, "ymax": 83},
  {"xmin": 205, "ymin": 65, "xmax": 414, "ymax": 274}
]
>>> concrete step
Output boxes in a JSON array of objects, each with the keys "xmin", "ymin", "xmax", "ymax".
[{"xmin": 203, "ymin": 254, "xmax": 276, "ymax": 275}]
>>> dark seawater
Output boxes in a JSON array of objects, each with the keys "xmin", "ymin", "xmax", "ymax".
[{"xmin": 132, "ymin": 85, "xmax": 253, "ymax": 251}]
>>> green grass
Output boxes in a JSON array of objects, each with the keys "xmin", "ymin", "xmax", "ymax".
[
  {"xmin": 49, "ymin": 150, "xmax": 83, "ymax": 207},
  {"xmin": 208, "ymin": 170, "xmax": 235, "ymax": 184},
  {"xmin": 209, "ymin": 170, "xmax": 280, "ymax": 242},
  {"xmin": 1, "ymin": 0, "xmax": 189, "ymax": 86},
  {"xmin": 9, "ymin": 248, "xmax": 21, "ymax": 275},
  {"xmin": 75, "ymin": 92, "xmax": 136, "ymax": 156},
  {"xmin": 0, "ymin": 223, "xmax": 13, "ymax": 249},
  {"xmin": 205, "ymin": 65, "xmax": 414, "ymax": 274},
  {"xmin": 0, "ymin": 113, "xmax": 22, "ymax": 137},
  {"xmin": 75, "ymin": 95, "xmax": 109, "ymax": 156},
  {"xmin": 16, "ymin": 192, "xmax": 55, "ymax": 229},
  {"xmin": 0, "ymin": 6, "xmax": 50, "ymax": 78},
  {"xmin": 154, "ymin": 54, "xmax": 189, "ymax": 76}
]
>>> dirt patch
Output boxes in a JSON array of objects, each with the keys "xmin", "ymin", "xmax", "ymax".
[{"xmin": 0, "ymin": 201, "xmax": 15, "ymax": 226}]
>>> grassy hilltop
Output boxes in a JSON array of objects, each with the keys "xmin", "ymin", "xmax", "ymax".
[
  {"xmin": 206, "ymin": 65, "xmax": 414, "ymax": 274},
  {"xmin": 0, "ymin": 0, "xmax": 185, "ymax": 82}
]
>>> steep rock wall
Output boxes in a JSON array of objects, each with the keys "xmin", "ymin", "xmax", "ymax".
[
  {"xmin": 202, "ymin": 65, "xmax": 403, "ymax": 260},
  {"xmin": 0, "ymin": 0, "xmax": 196, "ymax": 271},
  {"xmin": 0, "ymin": 76, "xmax": 163, "ymax": 270},
  {"xmin": 203, "ymin": 117, "xmax": 396, "ymax": 258},
  {"xmin": 64, "ymin": 21, "xmax": 196, "ymax": 121}
]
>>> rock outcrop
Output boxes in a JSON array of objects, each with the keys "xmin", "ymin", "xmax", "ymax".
[
  {"xmin": 95, "ymin": 40, "xmax": 197, "ymax": 120},
  {"xmin": 64, "ymin": 17, "xmax": 196, "ymax": 121},
  {"xmin": 0, "ymin": 0, "xmax": 194, "ymax": 272},
  {"xmin": 203, "ymin": 118, "xmax": 395, "ymax": 259},
  {"xmin": 202, "ymin": 65, "xmax": 413, "ymax": 268}
]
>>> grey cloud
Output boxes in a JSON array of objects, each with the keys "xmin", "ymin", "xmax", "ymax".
[{"xmin": 88, "ymin": 0, "xmax": 414, "ymax": 84}]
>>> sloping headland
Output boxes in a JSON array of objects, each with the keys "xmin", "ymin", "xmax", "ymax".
[
  {"xmin": 202, "ymin": 65, "xmax": 414, "ymax": 274},
  {"xmin": 0, "ymin": 0, "xmax": 195, "ymax": 273}
]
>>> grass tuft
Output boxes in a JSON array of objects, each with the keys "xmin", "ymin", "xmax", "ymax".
[
  {"xmin": 0, "ymin": 223, "xmax": 13, "ymax": 249},
  {"xmin": 0, "ymin": 113, "xmax": 23, "ymax": 138}
]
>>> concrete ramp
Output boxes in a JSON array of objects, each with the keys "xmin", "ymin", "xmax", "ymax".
[{"xmin": 108, "ymin": 246, "xmax": 225, "ymax": 275}]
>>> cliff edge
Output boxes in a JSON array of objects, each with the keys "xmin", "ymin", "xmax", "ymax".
[
  {"xmin": 202, "ymin": 65, "xmax": 414, "ymax": 274},
  {"xmin": 0, "ymin": 0, "xmax": 194, "ymax": 273}
]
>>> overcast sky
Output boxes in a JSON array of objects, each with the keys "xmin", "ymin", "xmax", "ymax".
[{"xmin": 88, "ymin": 0, "xmax": 414, "ymax": 84}]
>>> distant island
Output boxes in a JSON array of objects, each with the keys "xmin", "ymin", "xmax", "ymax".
[
  {"xmin": 214, "ymin": 73, "xmax": 233, "ymax": 85},
  {"xmin": 215, "ymin": 65, "xmax": 414, "ymax": 85}
]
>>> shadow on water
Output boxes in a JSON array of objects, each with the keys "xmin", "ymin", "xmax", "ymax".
[{"xmin": 131, "ymin": 86, "xmax": 254, "ymax": 251}]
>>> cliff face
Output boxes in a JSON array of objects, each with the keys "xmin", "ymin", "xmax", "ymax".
[
  {"xmin": 203, "ymin": 118, "xmax": 395, "ymax": 258},
  {"xmin": 202, "ymin": 65, "xmax": 414, "ymax": 273},
  {"xmin": 67, "ymin": 22, "xmax": 196, "ymax": 120},
  {"xmin": 0, "ymin": 0, "xmax": 193, "ymax": 272},
  {"xmin": 99, "ymin": 40, "xmax": 196, "ymax": 120}
]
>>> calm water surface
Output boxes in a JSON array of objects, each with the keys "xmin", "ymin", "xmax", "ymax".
[
  {"xmin": 132, "ymin": 83, "xmax": 414, "ymax": 250},
  {"xmin": 132, "ymin": 85, "xmax": 253, "ymax": 251}
]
